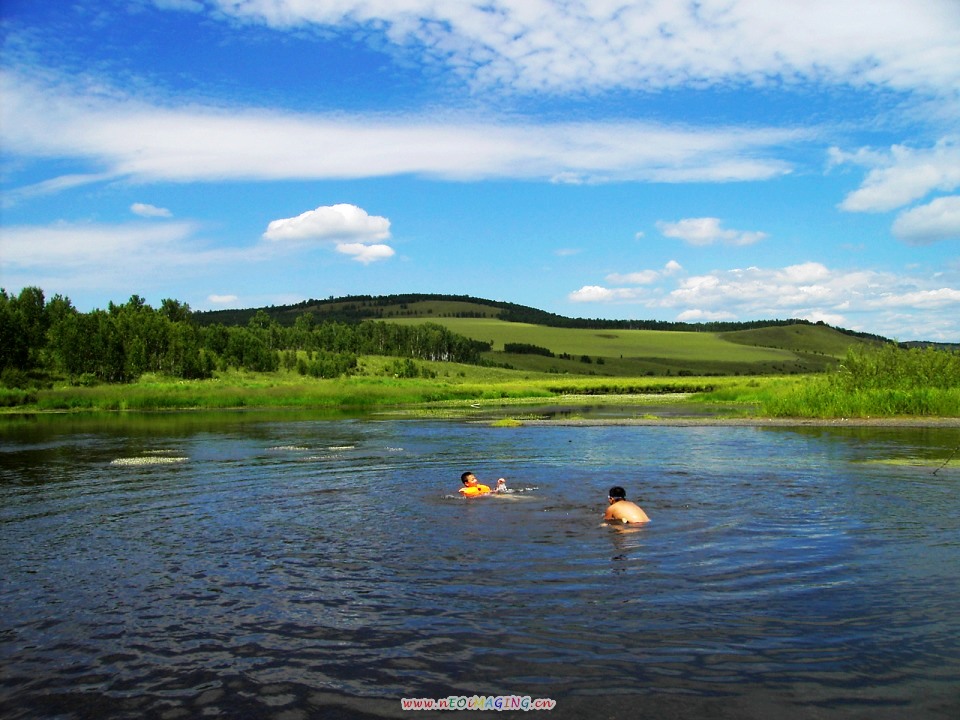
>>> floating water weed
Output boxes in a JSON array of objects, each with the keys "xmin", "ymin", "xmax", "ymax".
[{"xmin": 111, "ymin": 456, "xmax": 189, "ymax": 466}]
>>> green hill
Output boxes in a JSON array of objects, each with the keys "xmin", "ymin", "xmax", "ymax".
[
  {"xmin": 195, "ymin": 294, "xmax": 884, "ymax": 377},
  {"xmin": 195, "ymin": 293, "xmax": 886, "ymax": 338},
  {"xmin": 387, "ymin": 316, "xmax": 864, "ymax": 375},
  {"xmin": 722, "ymin": 324, "xmax": 871, "ymax": 356}
]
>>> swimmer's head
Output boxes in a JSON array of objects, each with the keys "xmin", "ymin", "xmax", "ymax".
[
  {"xmin": 608, "ymin": 486, "xmax": 627, "ymax": 501},
  {"xmin": 461, "ymin": 471, "xmax": 477, "ymax": 485}
]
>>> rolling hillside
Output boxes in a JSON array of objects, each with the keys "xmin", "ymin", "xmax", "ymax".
[
  {"xmin": 387, "ymin": 316, "xmax": 864, "ymax": 375},
  {"xmin": 195, "ymin": 294, "xmax": 883, "ymax": 376}
]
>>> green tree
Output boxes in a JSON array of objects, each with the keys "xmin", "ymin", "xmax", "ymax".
[{"xmin": 160, "ymin": 298, "xmax": 192, "ymax": 323}]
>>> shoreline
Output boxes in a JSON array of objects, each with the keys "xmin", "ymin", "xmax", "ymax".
[
  {"xmin": 516, "ymin": 416, "xmax": 960, "ymax": 428},
  {"xmin": 3, "ymin": 405, "xmax": 960, "ymax": 428}
]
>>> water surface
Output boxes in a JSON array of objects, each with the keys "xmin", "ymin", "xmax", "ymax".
[{"xmin": 2, "ymin": 414, "xmax": 959, "ymax": 719}]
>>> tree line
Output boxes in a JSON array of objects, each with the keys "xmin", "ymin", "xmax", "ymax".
[{"xmin": 0, "ymin": 288, "xmax": 491, "ymax": 386}]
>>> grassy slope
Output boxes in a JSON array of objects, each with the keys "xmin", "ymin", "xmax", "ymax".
[
  {"xmin": 722, "ymin": 324, "xmax": 876, "ymax": 356},
  {"xmin": 388, "ymin": 316, "xmax": 865, "ymax": 375},
  {"xmin": 197, "ymin": 295, "xmax": 876, "ymax": 376}
]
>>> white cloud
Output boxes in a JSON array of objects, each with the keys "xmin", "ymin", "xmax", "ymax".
[
  {"xmin": 131, "ymin": 202, "xmax": 173, "ymax": 218},
  {"xmin": 263, "ymin": 204, "xmax": 395, "ymax": 263},
  {"xmin": 606, "ymin": 271, "xmax": 660, "ymax": 285},
  {"xmin": 0, "ymin": 221, "xmax": 202, "ymax": 272},
  {"xmin": 676, "ymin": 309, "xmax": 737, "ymax": 322},
  {"xmin": 569, "ymin": 286, "xmax": 640, "ymax": 303},
  {"xmin": 335, "ymin": 242, "xmax": 396, "ymax": 264},
  {"xmin": 2, "ymin": 172, "xmax": 116, "ymax": 207},
  {"xmin": 568, "ymin": 261, "xmax": 960, "ymax": 340},
  {"xmin": 891, "ymin": 196, "xmax": 960, "ymax": 244},
  {"xmin": 861, "ymin": 287, "xmax": 960, "ymax": 310},
  {"xmin": 0, "ymin": 219, "xmax": 239, "ymax": 299},
  {"xmin": 0, "ymin": 209, "xmax": 396, "ymax": 302},
  {"xmin": 606, "ymin": 262, "xmax": 683, "ymax": 286},
  {"xmin": 779, "ymin": 261, "xmax": 832, "ymax": 283},
  {"xmin": 836, "ymin": 138, "xmax": 960, "ymax": 213},
  {"xmin": 656, "ymin": 217, "xmax": 768, "ymax": 246},
  {"xmin": 263, "ymin": 204, "xmax": 391, "ymax": 244},
  {"xmin": 182, "ymin": 0, "xmax": 960, "ymax": 96},
  {"xmin": 802, "ymin": 310, "xmax": 848, "ymax": 326},
  {"xmin": 666, "ymin": 263, "xmax": 856, "ymax": 309},
  {"xmin": 0, "ymin": 70, "xmax": 805, "ymax": 188}
]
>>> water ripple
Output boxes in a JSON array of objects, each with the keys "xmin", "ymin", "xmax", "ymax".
[{"xmin": 1, "ymin": 419, "xmax": 959, "ymax": 719}]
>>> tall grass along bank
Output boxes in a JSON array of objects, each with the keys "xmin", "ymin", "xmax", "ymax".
[{"xmin": 758, "ymin": 345, "xmax": 960, "ymax": 418}]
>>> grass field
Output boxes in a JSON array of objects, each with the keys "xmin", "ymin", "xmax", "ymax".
[
  {"xmin": 388, "ymin": 317, "xmax": 860, "ymax": 375},
  {"xmin": 4, "ymin": 352, "xmax": 957, "ymax": 419},
  {"xmin": 2, "ymin": 359, "xmax": 757, "ymax": 414}
]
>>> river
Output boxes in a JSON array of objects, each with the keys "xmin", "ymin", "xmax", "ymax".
[{"xmin": 2, "ymin": 412, "xmax": 958, "ymax": 719}]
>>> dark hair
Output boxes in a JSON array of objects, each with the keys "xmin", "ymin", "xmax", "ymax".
[
  {"xmin": 608, "ymin": 486, "xmax": 626, "ymax": 500},
  {"xmin": 461, "ymin": 471, "xmax": 474, "ymax": 484}
]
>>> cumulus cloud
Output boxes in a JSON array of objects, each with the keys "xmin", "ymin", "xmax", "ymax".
[
  {"xmin": 335, "ymin": 243, "xmax": 396, "ymax": 264},
  {"xmin": 263, "ymin": 204, "xmax": 391, "ymax": 243},
  {"xmin": 0, "ymin": 70, "xmax": 804, "ymax": 189},
  {"xmin": 835, "ymin": 138, "xmax": 960, "ymax": 213},
  {"xmin": 263, "ymin": 204, "xmax": 395, "ymax": 264},
  {"xmin": 208, "ymin": 294, "xmax": 239, "ymax": 304},
  {"xmin": 606, "ymin": 262, "xmax": 683, "ymax": 286},
  {"xmin": 568, "ymin": 286, "xmax": 640, "ymax": 303},
  {"xmin": 174, "ymin": 0, "xmax": 960, "ymax": 95},
  {"xmin": 568, "ymin": 261, "xmax": 960, "ymax": 339},
  {"xmin": 656, "ymin": 218, "xmax": 768, "ymax": 246},
  {"xmin": 131, "ymin": 202, "xmax": 173, "ymax": 218},
  {"xmin": 891, "ymin": 196, "xmax": 960, "ymax": 244}
]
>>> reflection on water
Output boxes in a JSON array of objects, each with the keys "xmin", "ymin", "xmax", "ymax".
[{"xmin": 1, "ymin": 414, "xmax": 959, "ymax": 719}]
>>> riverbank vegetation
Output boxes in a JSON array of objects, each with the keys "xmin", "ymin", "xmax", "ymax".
[
  {"xmin": 756, "ymin": 344, "xmax": 960, "ymax": 417},
  {"xmin": 2, "ymin": 287, "xmax": 958, "ymax": 418}
]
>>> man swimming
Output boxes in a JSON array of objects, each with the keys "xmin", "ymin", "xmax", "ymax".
[
  {"xmin": 603, "ymin": 485, "xmax": 650, "ymax": 523},
  {"xmin": 459, "ymin": 471, "xmax": 492, "ymax": 497}
]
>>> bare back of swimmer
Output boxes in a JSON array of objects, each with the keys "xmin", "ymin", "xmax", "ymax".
[{"xmin": 603, "ymin": 485, "xmax": 650, "ymax": 523}]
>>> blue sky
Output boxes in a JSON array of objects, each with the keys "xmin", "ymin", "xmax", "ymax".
[{"xmin": 2, "ymin": 1, "xmax": 959, "ymax": 341}]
